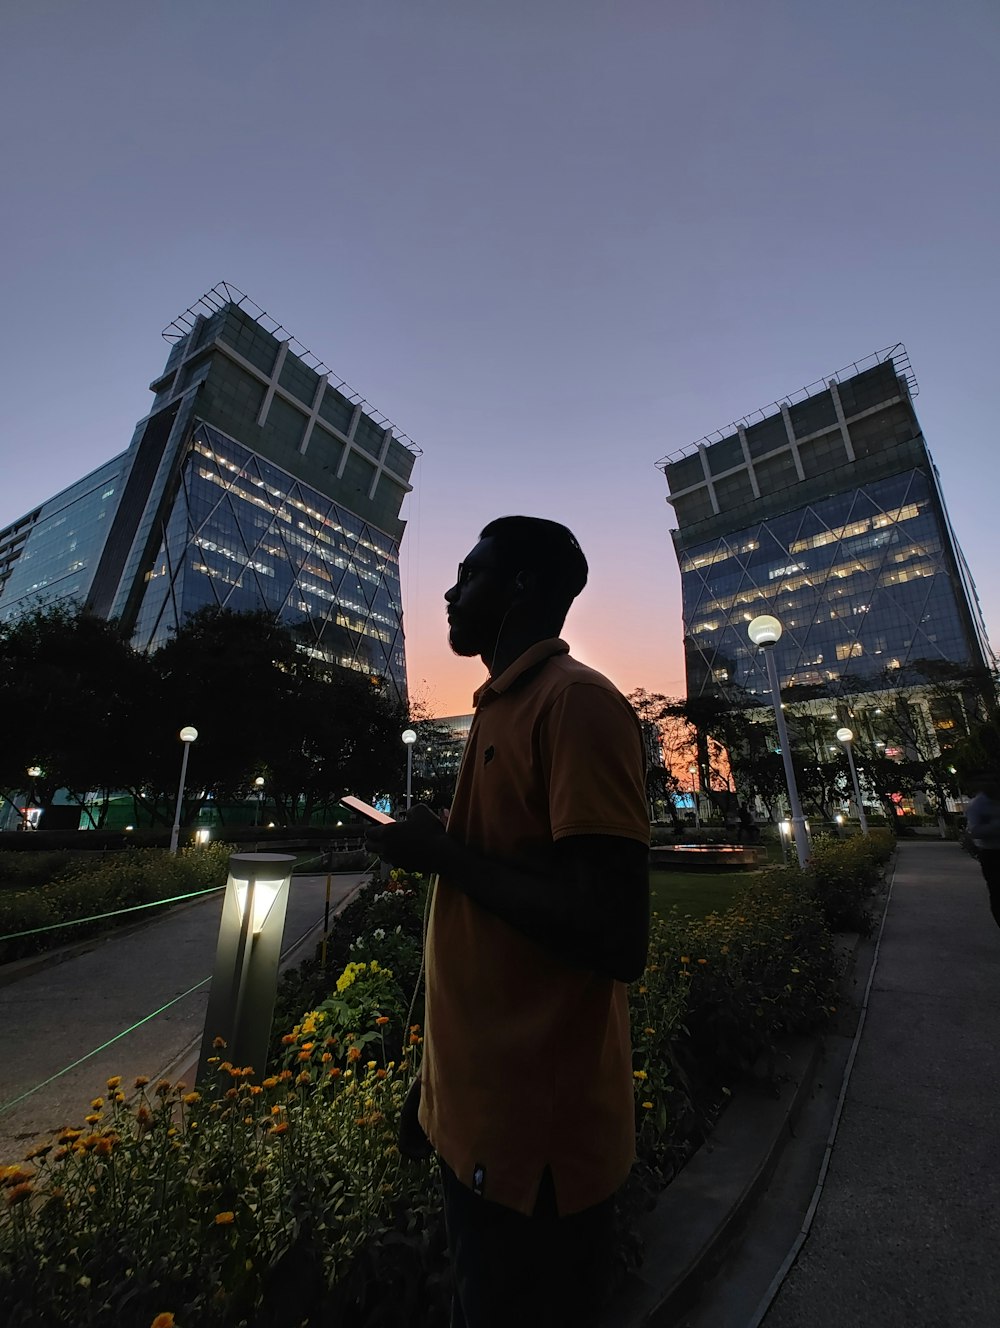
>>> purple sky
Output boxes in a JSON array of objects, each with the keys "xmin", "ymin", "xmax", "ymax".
[{"xmin": 2, "ymin": 1, "xmax": 998, "ymax": 715}]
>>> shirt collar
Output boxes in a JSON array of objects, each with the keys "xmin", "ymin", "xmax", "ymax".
[{"xmin": 472, "ymin": 638, "xmax": 569, "ymax": 709}]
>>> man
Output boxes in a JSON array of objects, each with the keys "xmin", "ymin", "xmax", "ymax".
[
  {"xmin": 366, "ymin": 516, "xmax": 650, "ymax": 1328},
  {"xmin": 965, "ymin": 777, "xmax": 1000, "ymax": 929}
]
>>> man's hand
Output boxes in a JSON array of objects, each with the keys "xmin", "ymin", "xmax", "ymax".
[{"xmin": 365, "ymin": 803, "xmax": 448, "ymax": 873}]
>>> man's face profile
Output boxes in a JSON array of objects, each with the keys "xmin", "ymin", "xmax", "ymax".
[{"xmin": 444, "ymin": 537, "xmax": 512, "ymax": 658}]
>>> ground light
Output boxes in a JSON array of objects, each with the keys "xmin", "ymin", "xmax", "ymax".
[
  {"xmin": 747, "ymin": 615, "xmax": 809, "ymax": 869},
  {"xmin": 688, "ymin": 764, "xmax": 700, "ymax": 830},
  {"xmin": 169, "ymin": 727, "xmax": 198, "ymax": 854},
  {"xmin": 196, "ymin": 852, "xmax": 296, "ymax": 1086},
  {"xmin": 402, "ymin": 728, "xmax": 417, "ymax": 810},
  {"xmin": 836, "ymin": 727, "xmax": 869, "ymax": 836}
]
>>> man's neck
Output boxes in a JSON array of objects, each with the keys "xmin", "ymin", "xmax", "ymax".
[{"xmin": 483, "ymin": 625, "xmax": 559, "ymax": 681}]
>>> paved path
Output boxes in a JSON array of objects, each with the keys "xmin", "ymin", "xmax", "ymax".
[
  {"xmin": 759, "ymin": 841, "xmax": 1000, "ymax": 1327},
  {"xmin": 0, "ymin": 871, "xmax": 365, "ymax": 1163}
]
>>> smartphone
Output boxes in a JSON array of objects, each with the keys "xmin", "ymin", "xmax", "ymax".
[{"xmin": 341, "ymin": 795, "xmax": 395, "ymax": 825}]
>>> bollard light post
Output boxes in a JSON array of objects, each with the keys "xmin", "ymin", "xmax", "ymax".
[
  {"xmin": 836, "ymin": 727, "xmax": 869, "ymax": 836},
  {"xmin": 402, "ymin": 728, "xmax": 417, "ymax": 811},
  {"xmin": 747, "ymin": 616, "xmax": 809, "ymax": 869},
  {"xmin": 196, "ymin": 852, "xmax": 296, "ymax": 1087},
  {"xmin": 169, "ymin": 727, "xmax": 198, "ymax": 855}
]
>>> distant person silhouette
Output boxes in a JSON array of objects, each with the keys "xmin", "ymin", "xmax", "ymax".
[{"xmin": 965, "ymin": 778, "xmax": 1000, "ymax": 929}]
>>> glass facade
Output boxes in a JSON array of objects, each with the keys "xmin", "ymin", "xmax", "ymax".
[
  {"xmin": 130, "ymin": 423, "xmax": 407, "ymax": 694},
  {"xmin": 0, "ymin": 459, "xmax": 124, "ymax": 622},
  {"xmin": 681, "ymin": 468, "xmax": 978, "ymax": 698}
]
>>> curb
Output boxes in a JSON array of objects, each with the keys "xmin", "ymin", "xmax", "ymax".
[{"xmin": 607, "ymin": 914, "xmax": 875, "ymax": 1328}]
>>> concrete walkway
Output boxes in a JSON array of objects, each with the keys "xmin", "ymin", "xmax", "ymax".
[
  {"xmin": 756, "ymin": 841, "xmax": 1000, "ymax": 1326},
  {"xmin": 0, "ymin": 871, "xmax": 365, "ymax": 1164}
]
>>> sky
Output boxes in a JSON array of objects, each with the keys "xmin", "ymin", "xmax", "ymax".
[{"xmin": 1, "ymin": 1, "xmax": 998, "ymax": 717}]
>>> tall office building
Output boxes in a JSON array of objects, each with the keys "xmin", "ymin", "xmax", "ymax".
[
  {"xmin": 659, "ymin": 348, "xmax": 993, "ymax": 705},
  {"xmin": 0, "ymin": 284, "xmax": 418, "ymax": 698}
]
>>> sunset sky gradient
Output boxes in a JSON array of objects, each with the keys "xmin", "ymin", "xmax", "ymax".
[{"xmin": 1, "ymin": 2, "xmax": 997, "ymax": 716}]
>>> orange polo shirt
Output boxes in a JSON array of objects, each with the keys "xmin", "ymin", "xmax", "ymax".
[{"xmin": 418, "ymin": 638, "xmax": 650, "ymax": 1216}]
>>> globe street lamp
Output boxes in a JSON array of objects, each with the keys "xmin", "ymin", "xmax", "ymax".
[
  {"xmin": 254, "ymin": 775, "xmax": 265, "ymax": 827},
  {"xmin": 836, "ymin": 727, "xmax": 869, "ymax": 837},
  {"xmin": 747, "ymin": 615, "xmax": 808, "ymax": 869},
  {"xmin": 401, "ymin": 729, "xmax": 417, "ymax": 811},
  {"xmin": 169, "ymin": 727, "xmax": 198, "ymax": 855},
  {"xmin": 24, "ymin": 765, "xmax": 42, "ymax": 831},
  {"xmin": 687, "ymin": 764, "xmax": 700, "ymax": 830}
]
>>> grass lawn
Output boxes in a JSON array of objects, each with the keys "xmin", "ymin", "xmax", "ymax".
[{"xmin": 649, "ymin": 869, "xmax": 750, "ymax": 920}]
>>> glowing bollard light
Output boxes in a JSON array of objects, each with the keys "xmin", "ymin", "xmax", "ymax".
[
  {"xmin": 836, "ymin": 727, "xmax": 869, "ymax": 836},
  {"xmin": 196, "ymin": 852, "xmax": 295, "ymax": 1087},
  {"xmin": 747, "ymin": 615, "xmax": 809, "ymax": 869}
]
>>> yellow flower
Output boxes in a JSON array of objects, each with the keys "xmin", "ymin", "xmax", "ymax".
[
  {"xmin": 633, "ymin": 1070, "xmax": 647, "ymax": 1081},
  {"xmin": 91, "ymin": 1098, "xmax": 104, "ymax": 1110},
  {"xmin": 214, "ymin": 1211, "xmax": 235, "ymax": 1225},
  {"xmin": 644, "ymin": 1027, "xmax": 655, "ymax": 1036},
  {"xmin": 106, "ymin": 1076, "xmax": 122, "ymax": 1090},
  {"xmin": 262, "ymin": 1077, "xmax": 279, "ymax": 1089},
  {"xmin": 642, "ymin": 1102, "xmax": 654, "ymax": 1110},
  {"xmin": 151, "ymin": 1315, "xmax": 175, "ymax": 1328},
  {"xmin": 1, "ymin": 1166, "xmax": 34, "ymax": 1187},
  {"xmin": 366, "ymin": 1060, "xmax": 377, "ymax": 1070},
  {"xmin": 7, "ymin": 1180, "xmax": 33, "ymax": 1205},
  {"xmin": 183, "ymin": 1093, "xmax": 200, "ymax": 1106}
]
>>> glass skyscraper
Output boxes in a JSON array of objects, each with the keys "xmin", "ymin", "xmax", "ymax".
[
  {"xmin": 659, "ymin": 349, "xmax": 993, "ymax": 703},
  {"xmin": 0, "ymin": 284, "xmax": 418, "ymax": 698}
]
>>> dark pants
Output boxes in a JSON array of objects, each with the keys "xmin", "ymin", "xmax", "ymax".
[
  {"xmin": 978, "ymin": 849, "xmax": 1000, "ymax": 928},
  {"xmin": 440, "ymin": 1160, "xmax": 615, "ymax": 1328}
]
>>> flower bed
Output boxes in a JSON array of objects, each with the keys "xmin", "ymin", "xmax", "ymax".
[{"xmin": 0, "ymin": 838, "xmax": 891, "ymax": 1326}]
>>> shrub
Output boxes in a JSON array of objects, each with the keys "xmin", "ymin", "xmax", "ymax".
[
  {"xmin": 0, "ymin": 845, "xmax": 232, "ymax": 962},
  {"xmin": 807, "ymin": 832, "xmax": 891, "ymax": 934}
]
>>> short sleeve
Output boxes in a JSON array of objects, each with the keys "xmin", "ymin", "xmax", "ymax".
[{"xmin": 540, "ymin": 683, "xmax": 650, "ymax": 845}]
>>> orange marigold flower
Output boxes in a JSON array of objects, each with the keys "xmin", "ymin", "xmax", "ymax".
[
  {"xmin": 301, "ymin": 1042, "xmax": 314, "ymax": 1052},
  {"xmin": 94, "ymin": 1138, "xmax": 114, "ymax": 1157},
  {"xmin": 225, "ymin": 1088, "xmax": 239, "ymax": 1101},
  {"xmin": 281, "ymin": 1034, "xmax": 297, "ymax": 1046},
  {"xmin": 136, "ymin": 1106, "xmax": 153, "ymax": 1129},
  {"xmin": 262, "ymin": 1077, "xmax": 279, "ymax": 1089},
  {"xmin": 409, "ymin": 1024, "xmax": 420, "ymax": 1033},
  {"xmin": 134, "ymin": 1076, "xmax": 150, "ymax": 1089},
  {"xmin": 375, "ymin": 1016, "xmax": 390, "ymax": 1027},
  {"xmin": 183, "ymin": 1092, "xmax": 200, "ymax": 1106},
  {"xmin": 270, "ymin": 1121, "xmax": 289, "ymax": 1135},
  {"xmin": 324, "ymin": 1036, "xmax": 337, "ymax": 1046},
  {"xmin": 249, "ymin": 1085, "xmax": 263, "ymax": 1096},
  {"xmin": 697, "ymin": 959, "xmax": 708, "ymax": 966},
  {"xmin": 113, "ymin": 1092, "xmax": 126, "ymax": 1104},
  {"xmin": 90, "ymin": 1098, "xmax": 104, "ymax": 1110},
  {"xmin": 278, "ymin": 1069, "xmax": 293, "ymax": 1082},
  {"xmin": 321, "ymin": 1052, "xmax": 332, "ymax": 1064},
  {"xmin": 347, "ymin": 1047, "xmax": 361, "ymax": 1062},
  {"xmin": 151, "ymin": 1315, "xmax": 176, "ymax": 1328},
  {"xmin": 408, "ymin": 1034, "xmax": 422, "ymax": 1046},
  {"xmin": 2, "ymin": 1166, "xmax": 34, "ymax": 1187},
  {"xmin": 329, "ymin": 1067, "xmax": 341, "ymax": 1079},
  {"xmin": 297, "ymin": 1051, "xmax": 312, "ymax": 1063},
  {"xmin": 155, "ymin": 1080, "xmax": 172, "ymax": 1097},
  {"xmin": 85, "ymin": 1114, "xmax": 100, "ymax": 1125},
  {"xmin": 57, "ymin": 1130, "xmax": 82, "ymax": 1145},
  {"xmin": 7, "ymin": 1182, "xmax": 33, "ymax": 1205},
  {"xmin": 213, "ymin": 1036, "xmax": 227, "ymax": 1049},
  {"xmin": 106, "ymin": 1076, "xmax": 122, "ymax": 1090},
  {"xmin": 375, "ymin": 1069, "xmax": 387, "ymax": 1079}
]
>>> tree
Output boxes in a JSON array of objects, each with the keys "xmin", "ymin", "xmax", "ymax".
[{"xmin": 0, "ymin": 605, "xmax": 156, "ymax": 827}]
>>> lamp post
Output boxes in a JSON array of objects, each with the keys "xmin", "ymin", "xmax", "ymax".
[
  {"xmin": 401, "ymin": 729, "xmax": 417, "ymax": 811},
  {"xmin": 169, "ymin": 727, "xmax": 198, "ymax": 854},
  {"xmin": 687, "ymin": 764, "xmax": 700, "ymax": 830},
  {"xmin": 254, "ymin": 775, "xmax": 265, "ymax": 826},
  {"xmin": 747, "ymin": 615, "xmax": 808, "ymax": 869},
  {"xmin": 836, "ymin": 727, "xmax": 869, "ymax": 836},
  {"xmin": 24, "ymin": 765, "xmax": 42, "ymax": 831}
]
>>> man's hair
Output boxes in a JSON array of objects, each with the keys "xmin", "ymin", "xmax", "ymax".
[{"xmin": 479, "ymin": 516, "xmax": 588, "ymax": 618}]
